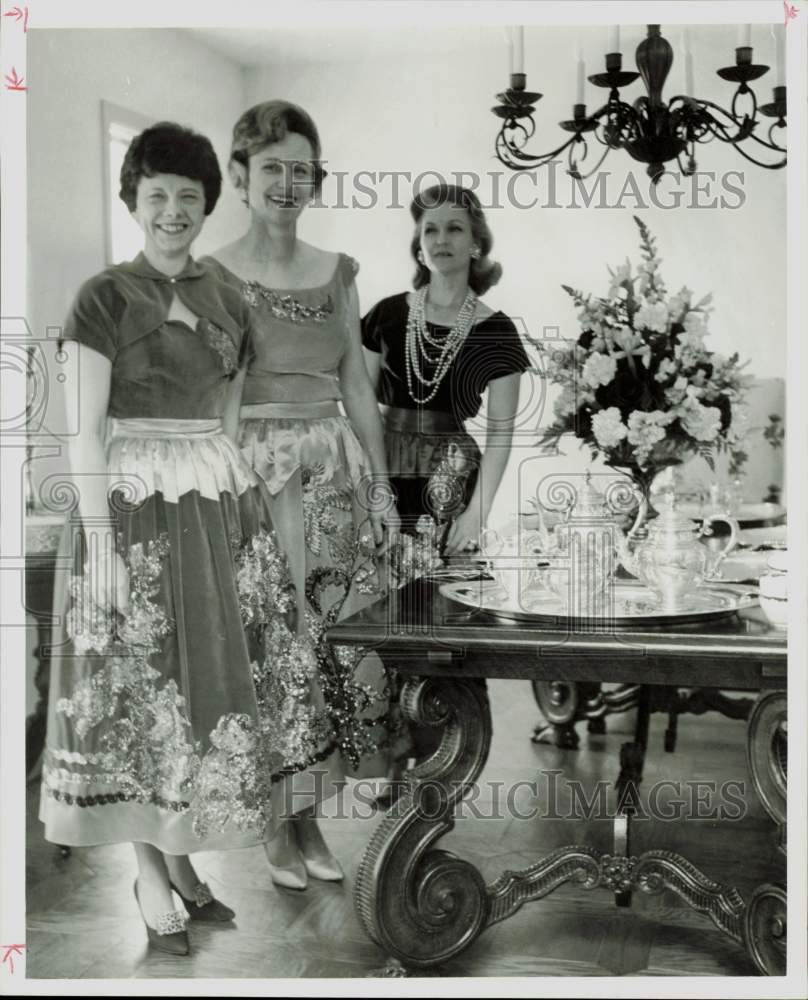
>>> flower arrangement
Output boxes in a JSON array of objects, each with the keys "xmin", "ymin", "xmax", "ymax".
[{"xmin": 540, "ymin": 216, "xmax": 752, "ymax": 495}]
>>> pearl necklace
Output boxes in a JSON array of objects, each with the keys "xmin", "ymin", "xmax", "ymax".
[{"xmin": 405, "ymin": 286, "xmax": 478, "ymax": 405}]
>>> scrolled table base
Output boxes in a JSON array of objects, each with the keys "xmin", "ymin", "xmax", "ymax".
[
  {"xmin": 743, "ymin": 883, "xmax": 787, "ymax": 977},
  {"xmin": 354, "ymin": 677, "xmax": 492, "ymax": 969},
  {"xmin": 746, "ymin": 692, "xmax": 787, "ymax": 846},
  {"xmin": 356, "ymin": 673, "xmax": 787, "ymax": 975},
  {"xmin": 487, "ymin": 847, "xmax": 745, "ymax": 943}
]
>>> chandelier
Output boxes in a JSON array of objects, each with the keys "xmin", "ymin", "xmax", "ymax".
[{"xmin": 492, "ymin": 24, "xmax": 787, "ymax": 183}]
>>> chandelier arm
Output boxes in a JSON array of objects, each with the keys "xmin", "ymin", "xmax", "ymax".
[
  {"xmin": 692, "ymin": 97, "xmax": 787, "ymax": 152},
  {"xmin": 733, "ymin": 86, "xmax": 758, "ymax": 122},
  {"xmin": 768, "ymin": 121, "xmax": 786, "ymax": 147},
  {"xmin": 569, "ymin": 143, "xmax": 613, "ymax": 180},
  {"xmin": 496, "ymin": 127, "xmax": 583, "ymax": 170},
  {"xmin": 700, "ymin": 110, "xmax": 787, "ymax": 154},
  {"xmin": 689, "ymin": 98, "xmax": 746, "ymax": 132},
  {"xmin": 717, "ymin": 142, "xmax": 786, "ymax": 170},
  {"xmin": 739, "ymin": 128, "xmax": 788, "ymax": 154}
]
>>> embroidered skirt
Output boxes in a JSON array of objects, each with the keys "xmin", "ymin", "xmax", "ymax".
[
  {"xmin": 380, "ymin": 405, "xmax": 481, "ymax": 540},
  {"xmin": 238, "ymin": 403, "xmax": 406, "ymax": 778},
  {"xmin": 39, "ymin": 418, "xmax": 340, "ymax": 854}
]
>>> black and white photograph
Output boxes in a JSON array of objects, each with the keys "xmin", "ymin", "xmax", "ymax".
[{"xmin": 1, "ymin": 0, "xmax": 807, "ymax": 993}]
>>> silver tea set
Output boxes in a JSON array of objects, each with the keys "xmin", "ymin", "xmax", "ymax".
[{"xmin": 481, "ymin": 472, "xmax": 739, "ymax": 614}]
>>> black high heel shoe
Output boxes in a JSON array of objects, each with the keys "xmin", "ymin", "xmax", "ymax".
[
  {"xmin": 169, "ymin": 880, "xmax": 235, "ymax": 923},
  {"xmin": 133, "ymin": 878, "xmax": 190, "ymax": 956}
]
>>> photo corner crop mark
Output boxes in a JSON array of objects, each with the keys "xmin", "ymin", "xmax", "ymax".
[
  {"xmin": 1, "ymin": 944, "xmax": 25, "ymax": 976},
  {"xmin": 3, "ymin": 67, "xmax": 27, "ymax": 91},
  {"xmin": 3, "ymin": 6, "xmax": 28, "ymax": 32}
]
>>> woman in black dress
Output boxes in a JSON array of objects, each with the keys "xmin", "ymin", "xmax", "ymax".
[{"xmin": 362, "ymin": 183, "xmax": 530, "ymax": 555}]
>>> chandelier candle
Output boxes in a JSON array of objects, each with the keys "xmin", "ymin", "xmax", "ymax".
[
  {"xmin": 515, "ymin": 26, "xmax": 524, "ymax": 75},
  {"xmin": 683, "ymin": 28, "xmax": 695, "ymax": 95},
  {"xmin": 576, "ymin": 46, "xmax": 586, "ymax": 104}
]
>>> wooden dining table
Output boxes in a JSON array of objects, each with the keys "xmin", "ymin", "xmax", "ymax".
[{"xmin": 328, "ymin": 577, "xmax": 787, "ymax": 977}]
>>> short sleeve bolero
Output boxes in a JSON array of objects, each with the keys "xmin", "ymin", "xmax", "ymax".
[{"xmin": 60, "ymin": 254, "xmax": 257, "ymax": 419}]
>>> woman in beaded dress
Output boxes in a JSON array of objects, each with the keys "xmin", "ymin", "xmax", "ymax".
[
  {"xmin": 208, "ymin": 100, "xmax": 401, "ymax": 888},
  {"xmin": 39, "ymin": 124, "xmax": 307, "ymax": 955},
  {"xmin": 361, "ymin": 183, "xmax": 530, "ymax": 554}
]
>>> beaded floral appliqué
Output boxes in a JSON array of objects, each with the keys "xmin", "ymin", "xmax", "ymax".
[
  {"xmin": 198, "ymin": 318, "xmax": 239, "ymax": 376},
  {"xmin": 55, "ymin": 535, "xmax": 202, "ymax": 806},
  {"xmin": 234, "ymin": 528, "xmax": 296, "ymax": 623},
  {"xmin": 242, "ymin": 282, "xmax": 334, "ymax": 324},
  {"xmin": 47, "ymin": 527, "xmax": 306, "ymax": 839}
]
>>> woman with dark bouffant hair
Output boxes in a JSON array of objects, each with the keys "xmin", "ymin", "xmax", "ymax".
[
  {"xmin": 40, "ymin": 121, "xmax": 303, "ymax": 956},
  {"xmin": 362, "ymin": 183, "xmax": 530, "ymax": 554},
  {"xmin": 206, "ymin": 100, "xmax": 403, "ymax": 890}
]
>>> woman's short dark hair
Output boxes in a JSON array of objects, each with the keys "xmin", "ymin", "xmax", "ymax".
[
  {"xmin": 229, "ymin": 100, "xmax": 327, "ymax": 197},
  {"xmin": 409, "ymin": 183, "xmax": 502, "ymax": 296},
  {"xmin": 119, "ymin": 122, "xmax": 222, "ymax": 215}
]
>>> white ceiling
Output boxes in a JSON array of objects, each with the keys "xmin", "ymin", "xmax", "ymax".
[
  {"xmin": 188, "ymin": 22, "xmax": 746, "ymax": 72},
  {"xmin": 188, "ymin": 25, "xmax": 490, "ymax": 67}
]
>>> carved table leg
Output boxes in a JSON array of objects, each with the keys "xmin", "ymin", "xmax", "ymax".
[
  {"xmin": 746, "ymin": 692, "xmax": 787, "ymax": 850},
  {"xmin": 744, "ymin": 883, "xmax": 787, "ymax": 976},
  {"xmin": 738, "ymin": 691, "xmax": 787, "ymax": 974},
  {"xmin": 355, "ymin": 677, "xmax": 786, "ymax": 975},
  {"xmin": 486, "ymin": 847, "xmax": 747, "ymax": 950},
  {"xmin": 531, "ymin": 680, "xmax": 582, "ymax": 748},
  {"xmin": 532, "ymin": 682, "xmax": 642, "ymax": 748},
  {"xmin": 355, "ymin": 676, "xmax": 493, "ymax": 972},
  {"xmin": 615, "ymin": 685, "xmax": 651, "ymax": 817}
]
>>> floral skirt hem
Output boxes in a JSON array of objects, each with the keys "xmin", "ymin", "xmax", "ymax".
[{"xmin": 40, "ymin": 472, "xmax": 347, "ymax": 850}]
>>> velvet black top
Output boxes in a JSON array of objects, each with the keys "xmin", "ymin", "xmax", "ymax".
[{"xmin": 361, "ymin": 292, "xmax": 530, "ymax": 422}]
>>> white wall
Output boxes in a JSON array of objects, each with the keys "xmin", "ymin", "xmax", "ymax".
[{"xmin": 244, "ymin": 23, "xmax": 786, "ymax": 524}]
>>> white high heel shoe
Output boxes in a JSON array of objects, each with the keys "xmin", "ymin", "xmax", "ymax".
[
  {"xmin": 264, "ymin": 823, "xmax": 307, "ymax": 891},
  {"xmin": 294, "ymin": 814, "xmax": 344, "ymax": 883}
]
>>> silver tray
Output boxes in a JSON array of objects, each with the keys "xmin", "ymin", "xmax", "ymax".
[{"xmin": 439, "ymin": 579, "xmax": 759, "ymax": 626}]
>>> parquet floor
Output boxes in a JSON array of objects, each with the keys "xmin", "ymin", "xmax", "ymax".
[{"xmin": 26, "ymin": 681, "xmax": 783, "ymax": 980}]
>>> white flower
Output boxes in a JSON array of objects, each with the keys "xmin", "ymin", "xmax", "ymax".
[
  {"xmin": 608, "ymin": 259, "xmax": 632, "ymax": 298},
  {"xmin": 673, "ymin": 342, "xmax": 700, "ymax": 368},
  {"xmin": 678, "ymin": 310, "xmax": 707, "ymax": 350},
  {"xmin": 634, "ymin": 301, "xmax": 669, "ymax": 333},
  {"xmin": 667, "ymin": 286, "xmax": 693, "ymax": 320},
  {"xmin": 627, "ymin": 410, "xmax": 671, "ymax": 464},
  {"xmin": 612, "ymin": 326, "xmax": 652, "ymax": 368},
  {"xmin": 679, "ymin": 399, "xmax": 722, "ymax": 441},
  {"xmin": 582, "ymin": 353, "xmax": 617, "ymax": 388},
  {"xmin": 655, "ymin": 357, "xmax": 677, "ymax": 382},
  {"xmin": 592, "ymin": 407, "xmax": 628, "ymax": 450},
  {"xmin": 664, "ymin": 375, "xmax": 689, "ymax": 406},
  {"xmin": 683, "ymin": 311, "xmax": 706, "ymax": 335}
]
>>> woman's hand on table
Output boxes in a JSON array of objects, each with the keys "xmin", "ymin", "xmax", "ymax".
[{"xmin": 443, "ymin": 507, "xmax": 484, "ymax": 556}]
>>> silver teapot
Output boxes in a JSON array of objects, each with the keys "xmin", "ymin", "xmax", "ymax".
[
  {"xmin": 530, "ymin": 473, "xmax": 628, "ymax": 613},
  {"xmin": 615, "ymin": 491, "xmax": 739, "ymax": 610},
  {"xmin": 531, "ymin": 475, "xmax": 739, "ymax": 612}
]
